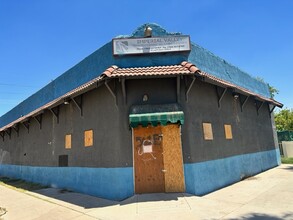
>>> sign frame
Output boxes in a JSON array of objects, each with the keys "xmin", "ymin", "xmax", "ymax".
[{"xmin": 112, "ymin": 35, "xmax": 191, "ymax": 56}]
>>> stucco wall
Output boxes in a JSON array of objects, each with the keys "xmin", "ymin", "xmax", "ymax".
[
  {"xmin": 0, "ymin": 78, "xmax": 178, "ymax": 168},
  {"xmin": 1, "ymin": 77, "xmax": 276, "ymax": 167},
  {"xmin": 181, "ymin": 79, "xmax": 276, "ymax": 164},
  {"xmin": 184, "ymin": 148, "xmax": 280, "ymax": 196},
  {"xmin": 0, "ymin": 76, "xmax": 280, "ymax": 200},
  {"xmin": 282, "ymin": 141, "xmax": 293, "ymax": 157},
  {"xmin": 0, "ymin": 164, "xmax": 133, "ymax": 200}
]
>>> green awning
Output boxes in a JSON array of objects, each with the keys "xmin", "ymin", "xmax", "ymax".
[
  {"xmin": 129, "ymin": 103, "xmax": 184, "ymax": 128},
  {"xmin": 129, "ymin": 111, "xmax": 184, "ymax": 127}
]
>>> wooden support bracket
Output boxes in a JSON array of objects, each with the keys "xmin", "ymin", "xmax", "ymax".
[
  {"xmin": 185, "ymin": 76, "xmax": 196, "ymax": 102},
  {"xmin": 0, "ymin": 131, "xmax": 4, "ymax": 141},
  {"xmin": 33, "ymin": 114, "xmax": 43, "ymax": 129},
  {"xmin": 215, "ymin": 86, "xmax": 227, "ymax": 108},
  {"xmin": 72, "ymin": 95, "xmax": 83, "ymax": 116},
  {"xmin": 96, "ymin": 81, "xmax": 103, "ymax": 88},
  {"xmin": 269, "ymin": 105, "xmax": 276, "ymax": 114},
  {"xmin": 121, "ymin": 78, "xmax": 127, "ymax": 104},
  {"xmin": 50, "ymin": 106, "xmax": 59, "ymax": 123},
  {"xmin": 22, "ymin": 120, "xmax": 30, "ymax": 133},
  {"xmin": 255, "ymin": 99, "xmax": 264, "ymax": 115},
  {"xmin": 105, "ymin": 80, "xmax": 117, "ymax": 107},
  {"xmin": 240, "ymin": 95, "xmax": 249, "ymax": 112},
  {"xmin": 267, "ymin": 104, "xmax": 276, "ymax": 118},
  {"xmin": 5, "ymin": 128, "xmax": 11, "ymax": 139},
  {"xmin": 177, "ymin": 76, "xmax": 181, "ymax": 103},
  {"xmin": 13, "ymin": 124, "xmax": 20, "ymax": 136},
  {"xmin": 258, "ymin": 101, "xmax": 264, "ymax": 115}
]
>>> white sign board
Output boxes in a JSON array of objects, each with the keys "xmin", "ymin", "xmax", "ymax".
[{"xmin": 113, "ymin": 35, "xmax": 190, "ymax": 55}]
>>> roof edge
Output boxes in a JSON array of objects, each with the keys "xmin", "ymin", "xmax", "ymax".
[{"xmin": 0, "ymin": 62, "xmax": 283, "ymax": 132}]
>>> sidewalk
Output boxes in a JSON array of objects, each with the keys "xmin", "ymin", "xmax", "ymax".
[{"xmin": 0, "ymin": 164, "xmax": 293, "ymax": 220}]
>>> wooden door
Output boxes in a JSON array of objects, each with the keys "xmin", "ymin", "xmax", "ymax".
[
  {"xmin": 133, "ymin": 125, "xmax": 165, "ymax": 193},
  {"xmin": 162, "ymin": 124, "xmax": 185, "ymax": 192}
]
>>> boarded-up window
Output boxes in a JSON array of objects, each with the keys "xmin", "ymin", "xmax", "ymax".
[
  {"xmin": 65, "ymin": 134, "xmax": 72, "ymax": 149},
  {"xmin": 84, "ymin": 129, "xmax": 93, "ymax": 147},
  {"xmin": 224, "ymin": 124, "xmax": 233, "ymax": 139},
  {"xmin": 59, "ymin": 155, "xmax": 68, "ymax": 167},
  {"xmin": 203, "ymin": 123, "xmax": 213, "ymax": 140}
]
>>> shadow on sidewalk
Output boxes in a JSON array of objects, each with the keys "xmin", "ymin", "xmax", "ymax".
[
  {"xmin": 1, "ymin": 176, "xmax": 192, "ymax": 209},
  {"xmin": 0, "ymin": 177, "xmax": 47, "ymax": 191},
  {"xmin": 279, "ymin": 166, "xmax": 293, "ymax": 172},
  {"xmin": 228, "ymin": 212, "xmax": 293, "ymax": 220},
  {"xmin": 33, "ymin": 188, "xmax": 193, "ymax": 209}
]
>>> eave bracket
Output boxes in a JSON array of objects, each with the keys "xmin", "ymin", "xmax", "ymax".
[
  {"xmin": 255, "ymin": 99, "xmax": 264, "ymax": 115},
  {"xmin": 50, "ymin": 106, "xmax": 60, "ymax": 123},
  {"xmin": 105, "ymin": 80, "xmax": 117, "ymax": 107},
  {"xmin": 215, "ymin": 86, "xmax": 227, "ymax": 108},
  {"xmin": 72, "ymin": 95, "xmax": 83, "ymax": 116},
  {"xmin": 240, "ymin": 95, "xmax": 249, "ymax": 112},
  {"xmin": 22, "ymin": 120, "xmax": 30, "ymax": 133},
  {"xmin": 33, "ymin": 114, "xmax": 43, "ymax": 129},
  {"xmin": 185, "ymin": 76, "xmax": 196, "ymax": 102}
]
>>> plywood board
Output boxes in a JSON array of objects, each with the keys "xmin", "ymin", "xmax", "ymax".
[
  {"xmin": 84, "ymin": 130, "xmax": 93, "ymax": 147},
  {"xmin": 65, "ymin": 134, "xmax": 72, "ymax": 149},
  {"xmin": 203, "ymin": 123, "xmax": 213, "ymax": 140},
  {"xmin": 161, "ymin": 124, "xmax": 185, "ymax": 192},
  {"xmin": 224, "ymin": 124, "xmax": 233, "ymax": 139},
  {"xmin": 133, "ymin": 125, "xmax": 165, "ymax": 193}
]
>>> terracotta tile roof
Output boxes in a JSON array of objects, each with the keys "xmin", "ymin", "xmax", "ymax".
[
  {"xmin": 181, "ymin": 61, "xmax": 200, "ymax": 73},
  {"xmin": 102, "ymin": 64, "xmax": 199, "ymax": 77},
  {"xmin": 105, "ymin": 61, "xmax": 281, "ymax": 107}
]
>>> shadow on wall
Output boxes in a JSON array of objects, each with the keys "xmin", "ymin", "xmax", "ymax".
[{"xmin": 228, "ymin": 212, "xmax": 293, "ymax": 220}]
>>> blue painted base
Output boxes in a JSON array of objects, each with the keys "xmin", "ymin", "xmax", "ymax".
[
  {"xmin": 0, "ymin": 149, "xmax": 280, "ymax": 200},
  {"xmin": 184, "ymin": 148, "xmax": 281, "ymax": 196},
  {"xmin": 0, "ymin": 165, "xmax": 134, "ymax": 201}
]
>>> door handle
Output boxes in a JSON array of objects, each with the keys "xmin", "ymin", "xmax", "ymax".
[{"xmin": 161, "ymin": 169, "xmax": 167, "ymax": 173}]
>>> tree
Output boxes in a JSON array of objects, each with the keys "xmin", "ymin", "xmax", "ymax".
[
  {"xmin": 268, "ymin": 84, "xmax": 279, "ymax": 98},
  {"xmin": 255, "ymin": 77, "xmax": 279, "ymax": 98},
  {"xmin": 274, "ymin": 109, "xmax": 293, "ymax": 131}
]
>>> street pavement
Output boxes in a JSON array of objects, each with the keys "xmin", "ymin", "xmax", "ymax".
[{"xmin": 0, "ymin": 164, "xmax": 293, "ymax": 220}]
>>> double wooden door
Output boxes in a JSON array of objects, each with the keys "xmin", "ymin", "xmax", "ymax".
[{"xmin": 133, "ymin": 124, "xmax": 185, "ymax": 194}]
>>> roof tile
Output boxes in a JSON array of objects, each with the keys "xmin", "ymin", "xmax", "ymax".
[{"xmin": 101, "ymin": 64, "xmax": 195, "ymax": 78}]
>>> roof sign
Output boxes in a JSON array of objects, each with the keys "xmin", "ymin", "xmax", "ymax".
[{"xmin": 113, "ymin": 35, "xmax": 191, "ymax": 55}]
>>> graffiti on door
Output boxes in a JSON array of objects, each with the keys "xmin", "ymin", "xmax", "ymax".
[{"xmin": 135, "ymin": 134, "xmax": 163, "ymax": 161}]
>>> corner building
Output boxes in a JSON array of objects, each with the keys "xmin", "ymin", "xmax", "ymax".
[{"xmin": 0, "ymin": 24, "xmax": 283, "ymax": 200}]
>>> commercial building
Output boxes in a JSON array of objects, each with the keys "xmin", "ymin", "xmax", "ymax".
[{"xmin": 0, "ymin": 24, "xmax": 282, "ymax": 200}]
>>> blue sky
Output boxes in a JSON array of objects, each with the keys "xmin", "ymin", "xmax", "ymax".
[{"xmin": 0, "ymin": 0, "xmax": 292, "ymax": 116}]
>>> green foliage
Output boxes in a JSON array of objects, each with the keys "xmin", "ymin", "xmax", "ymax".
[
  {"xmin": 274, "ymin": 109, "xmax": 293, "ymax": 131},
  {"xmin": 268, "ymin": 84, "xmax": 279, "ymax": 98},
  {"xmin": 281, "ymin": 157, "xmax": 293, "ymax": 164},
  {"xmin": 255, "ymin": 77, "xmax": 279, "ymax": 98}
]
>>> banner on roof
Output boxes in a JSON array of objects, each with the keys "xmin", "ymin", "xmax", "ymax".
[{"xmin": 113, "ymin": 35, "xmax": 191, "ymax": 55}]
